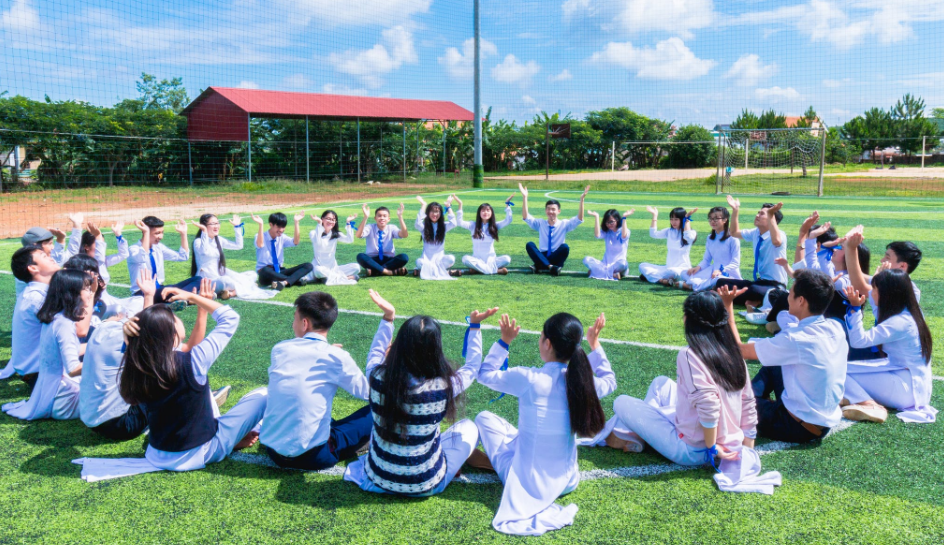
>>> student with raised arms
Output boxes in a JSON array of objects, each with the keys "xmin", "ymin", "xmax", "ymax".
[
  {"xmin": 356, "ymin": 203, "xmax": 410, "ymax": 277},
  {"xmin": 302, "ymin": 210, "xmax": 362, "ymax": 285},
  {"xmin": 62, "ymin": 213, "xmax": 135, "ymax": 317},
  {"xmin": 520, "ymin": 183, "xmax": 588, "ymax": 276},
  {"xmin": 454, "ymin": 193, "xmax": 515, "ymax": 275},
  {"xmin": 715, "ymin": 196, "xmax": 788, "ymax": 308},
  {"xmin": 638, "ymin": 206, "xmax": 697, "ymax": 286},
  {"xmin": 583, "ymin": 208, "xmax": 633, "ymax": 281},
  {"xmin": 414, "ymin": 195, "xmax": 461, "ymax": 279},
  {"xmin": 253, "ymin": 212, "xmax": 312, "ymax": 291},
  {"xmin": 128, "ymin": 216, "xmax": 211, "ymax": 303},
  {"xmin": 193, "ymin": 213, "xmax": 277, "ymax": 300},
  {"xmin": 679, "ymin": 206, "xmax": 740, "ymax": 291},
  {"xmin": 7, "ymin": 246, "xmax": 60, "ymax": 390}
]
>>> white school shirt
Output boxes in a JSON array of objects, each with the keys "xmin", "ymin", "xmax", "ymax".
[
  {"xmin": 697, "ymin": 234, "xmax": 742, "ymax": 279},
  {"xmin": 649, "ymin": 227, "xmax": 697, "ymax": 269},
  {"xmin": 751, "ymin": 315, "xmax": 847, "ymax": 428},
  {"xmin": 15, "ymin": 241, "xmax": 65, "ymax": 296},
  {"xmin": 477, "ymin": 341, "xmax": 617, "ymax": 535},
  {"xmin": 194, "ymin": 227, "xmax": 244, "ymax": 280},
  {"xmin": 10, "ymin": 282, "xmax": 48, "ymax": 375},
  {"xmin": 260, "ymin": 327, "xmax": 375, "ymax": 457},
  {"xmin": 255, "ymin": 230, "xmax": 296, "ymax": 270},
  {"xmin": 64, "ymin": 229, "xmax": 130, "ymax": 301},
  {"xmin": 144, "ymin": 307, "xmax": 240, "ymax": 470},
  {"xmin": 741, "ymin": 228, "xmax": 788, "ymax": 285},
  {"xmin": 415, "ymin": 208, "xmax": 458, "ymax": 257},
  {"xmin": 457, "ymin": 206, "xmax": 513, "ymax": 260},
  {"xmin": 79, "ymin": 320, "xmax": 131, "ymax": 428},
  {"xmin": 310, "ymin": 223, "xmax": 356, "ymax": 269},
  {"xmin": 128, "ymin": 241, "xmax": 189, "ymax": 293},
  {"xmin": 360, "ymin": 223, "xmax": 404, "ymax": 258},
  {"xmin": 524, "ymin": 215, "xmax": 582, "ymax": 253},
  {"xmin": 597, "ymin": 229, "xmax": 630, "ymax": 265}
]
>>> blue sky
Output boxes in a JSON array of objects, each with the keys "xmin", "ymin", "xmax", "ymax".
[{"xmin": 1, "ymin": 0, "xmax": 943, "ymax": 128}]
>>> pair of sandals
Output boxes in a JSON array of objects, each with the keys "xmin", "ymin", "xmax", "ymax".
[{"xmin": 365, "ymin": 267, "xmax": 408, "ymax": 277}]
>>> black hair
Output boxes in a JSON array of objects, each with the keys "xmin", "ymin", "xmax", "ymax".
[
  {"xmin": 294, "ymin": 291, "xmax": 339, "ymax": 331},
  {"xmin": 11, "ymin": 245, "xmax": 43, "ymax": 283},
  {"xmin": 707, "ymin": 206, "xmax": 731, "ymax": 242},
  {"xmin": 542, "ymin": 313, "xmax": 606, "ymax": 438},
  {"xmin": 872, "ymin": 270, "xmax": 932, "ymax": 363},
  {"xmin": 142, "ymin": 216, "xmax": 164, "ymax": 229},
  {"xmin": 120, "ymin": 304, "xmax": 180, "ymax": 405},
  {"xmin": 268, "ymin": 212, "xmax": 288, "ymax": 228},
  {"xmin": 191, "ymin": 214, "xmax": 226, "ymax": 277},
  {"xmin": 792, "ymin": 269, "xmax": 834, "ymax": 315},
  {"xmin": 683, "ymin": 291, "xmax": 747, "ymax": 392},
  {"xmin": 473, "ymin": 203, "xmax": 500, "ymax": 241},
  {"xmin": 886, "ymin": 241, "xmax": 922, "ymax": 274},
  {"xmin": 370, "ymin": 315, "xmax": 458, "ymax": 439},
  {"xmin": 37, "ymin": 269, "xmax": 92, "ymax": 324},
  {"xmin": 669, "ymin": 207, "xmax": 695, "ymax": 247},
  {"xmin": 375, "ymin": 206, "xmax": 390, "ymax": 217},
  {"xmin": 63, "ymin": 253, "xmax": 104, "ymax": 307},
  {"xmin": 320, "ymin": 210, "xmax": 342, "ymax": 240},
  {"xmin": 854, "ymin": 242, "xmax": 870, "ymax": 274},
  {"xmin": 601, "ymin": 209, "xmax": 623, "ymax": 234},
  {"xmin": 80, "ymin": 231, "xmax": 97, "ymax": 254},
  {"xmin": 545, "ymin": 199, "xmax": 561, "ymax": 210},
  {"xmin": 422, "ymin": 202, "xmax": 446, "ymax": 244},
  {"xmin": 761, "ymin": 203, "xmax": 783, "ymax": 225},
  {"xmin": 811, "ymin": 224, "xmax": 838, "ymax": 246}
]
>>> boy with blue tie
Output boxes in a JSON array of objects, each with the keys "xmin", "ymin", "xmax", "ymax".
[
  {"xmin": 355, "ymin": 203, "xmax": 410, "ymax": 276},
  {"xmin": 254, "ymin": 212, "xmax": 313, "ymax": 291},
  {"xmin": 128, "ymin": 216, "xmax": 216, "ymax": 303},
  {"xmin": 520, "ymin": 183, "xmax": 588, "ymax": 276},
  {"xmin": 715, "ymin": 196, "xmax": 788, "ymax": 307}
]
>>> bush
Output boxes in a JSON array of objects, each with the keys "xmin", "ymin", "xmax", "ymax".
[{"xmin": 664, "ymin": 125, "xmax": 716, "ymax": 168}]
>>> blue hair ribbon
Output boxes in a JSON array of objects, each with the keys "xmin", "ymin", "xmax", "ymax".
[
  {"xmin": 235, "ymin": 222, "xmax": 245, "ymax": 229},
  {"xmin": 505, "ymin": 201, "xmax": 515, "ymax": 207},
  {"xmin": 348, "ymin": 220, "xmax": 357, "ymax": 229}
]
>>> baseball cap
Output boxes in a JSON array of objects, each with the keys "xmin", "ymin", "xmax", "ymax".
[{"xmin": 21, "ymin": 227, "xmax": 54, "ymax": 246}]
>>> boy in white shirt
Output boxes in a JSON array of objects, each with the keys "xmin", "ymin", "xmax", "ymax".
[
  {"xmin": 9, "ymin": 245, "xmax": 60, "ymax": 391},
  {"xmin": 715, "ymin": 196, "xmax": 788, "ymax": 307},
  {"xmin": 719, "ymin": 268, "xmax": 847, "ymax": 443},
  {"xmin": 128, "ymin": 216, "xmax": 213, "ymax": 303},
  {"xmin": 253, "ymin": 212, "xmax": 312, "ymax": 291},
  {"xmin": 520, "ymin": 183, "xmax": 587, "ymax": 276},
  {"xmin": 260, "ymin": 291, "xmax": 373, "ymax": 470},
  {"xmin": 12, "ymin": 227, "xmax": 66, "ymax": 296},
  {"xmin": 355, "ymin": 203, "xmax": 410, "ymax": 276}
]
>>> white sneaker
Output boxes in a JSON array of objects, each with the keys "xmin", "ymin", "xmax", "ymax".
[
  {"xmin": 212, "ymin": 385, "xmax": 232, "ymax": 408},
  {"xmin": 744, "ymin": 312, "xmax": 769, "ymax": 325},
  {"xmin": 842, "ymin": 403, "xmax": 888, "ymax": 423}
]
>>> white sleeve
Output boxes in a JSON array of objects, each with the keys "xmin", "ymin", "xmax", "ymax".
[
  {"xmin": 56, "ymin": 318, "xmax": 83, "ymax": 374},
  {"xmin": 105, "ymin": 236, "xmax": 130, "ymax": 267},
  {"xmin": 456, "ymin": 209, "xmax": 474, "ymax": 231},
  {"xmin": 846, "ymin": 311, "xmax": 911, "ymax": 350},
  {"xmin": 415, "ymin": 210, "xmax": 426, "ymax": 231},
  {"xmin": 523, "ymin": 215, "xmax": 541, "ymax": 231},
  {"xmin": 339, "ymin": 224, "xmax": 356, "ymax": 244},
  {"xmin": 649, "ymin": 227, "xmax": 670, "ymax": 240},
  {"xmin": 336, "ymin": 352, "xmax": 370, "ymax": 402},
  {"xmin": 564, "ymin": 216, "xmax": 583, "ymax": 233},
  {"xmin": 452, "ymin": 326, "xmax": 482, "ymax": 396},
  {"xmin": 683, "ymin": 229, "xmax": 697, "ymax": 243},
  {"xmin": 444, "ymin": 208, "xmax": 458, "ymax": 232},
  {"xmin": 65, "ymin": 228, "xmax": 82, "ymax": 262},
  {"xmin": 496, "ymin": 206, "xmax": 514, "ymax": 229},
  {"xmin": 477, "ymin": 341, "xmax": 531, "ymax": 397},
  {"xmin": 589, "ymin": 346, "xmax": 617, "ymax": 398},
  {"xmin": 364, "ymin": 319, "xmax": 395, "ymax": 378},
  {"xmin": 219, "ymin": 226, "xmax": 244, "ymax": 251},
  {"xmin": 281, "ymin": 234, "xmax": 297, "ymax": 248},
  {"xmin": 721, "ymin": 238, "xmax": 741, "ymax": 275},
  {"xmin": 161, "ymin": 243, "xmax": 189, "ymax": 262},
  {"xmin": 189, "ymin": 307, "xmax": 240, "ymax": 385}
]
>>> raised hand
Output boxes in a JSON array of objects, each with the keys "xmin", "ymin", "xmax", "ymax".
[
  {"xmin": 87, "ymin": 222, "xmax": 102, "ymax": 238},
  {"xmin": 192, "ymin": 220, "xmax": 208, "ymax": 232},
  {"xmin": 518, "ymin": 183, "xmax": 528, "ymax": 198},
  {"xmin": 498, "ymin": 313, "xmax": 521, "ymax": 345},
  {"xmin": 581, "ymin": 185, "xmax": 590, "ymax": 199},
  {"xmin": 586, "ymin": 312, "xmax": 606, "ymax": 351},
  {"xmin": 844, "ymin": 225, "xmax": 864, "ymax": 248},
  {"xmin": 48, "ymin": 227, "xmax": 66, "ymax": 242},
  {"xmin": 774, "ymin": 257, "xmax": 789, "ymax": 269},
  {"xmin": 416, "ymin": 195, "xmax": 426, "ymax": 205},
  {"xmin": 369, "ymin": 289, "xmax": 396, "ymax": 321},
  {"xmin": 800, "ymin": 211, "xmax": 820, "ymax": 234},
  {"xmin": 686, "ymin": 266, "xmax": 700, "ymax": 276},
  {"xmin": 874, "ymin": 261, "xmax": 892, "ymax": 275},
  {"xmin": 123, "ymin": 317, "xmax": 141, "ymax": 339},
  {"xmin": 645, "ymin": 205, "xmax": 658, "ymax": 217},
  {"xmin": 310, "ymin": 214, "xmax": 322, "ymax": 224},
  {"xmin": 444, "ymin": 194, "xmax": 455, "ymax": 208},
  {"xmin": 714, "ymin": 444, "xmax": 740, "ymax": 462},
  {"xmin": 161, "ymin": 287, "xmax": 189, "ymax": 303},
  {"xmin": 624, "ymin": 209, "xmax": 635, "ymax": 217},
  {"xmin": 587, "ymin": 210, "xmax": 599, "ymax": 218},
  {"xmin": 507, "ymin": 192, "xmax": 516, "ymax": 203},
  {"xmin": 67, "ymin": 212, "xmax": 84, "ymax": 229},
  {"xmin": 686, "ymin": 207, "xmax": 699, "ymax": 218},
  {"xmin": 134, "ymin": 219, "xmax": 150, "ymax": 233},
  {"xmin": 137, "ymin": 269, "xmax": 156, "ymax": 298},
  {"xmin": 197, "ymin": 277, "xmax": 216, "ymax": 300},
  {"xmin": 716, "ymin": 285, "xmax": 748, "ymax": 307},
  {"xmin": 726, "ymin": 194, "xmax": 740, "ymax": 211},
  {"xmin": 294, "ymin": 212, "xmax": 305, "ymax": 223},
  {"xmin": 470, "ymin": 307, "xmax": 500, "ymax": 324},
  {"xmin": 174, "ymin": 219, "xmax": 188, "ymax": 236},
  {"xmin": 397, "ymin": 203, "xmax": 405, "ymax": 218},
  {"xmin": 766, "ymin": 202, "xmax": 784, "ymax": 220},
  {"xmin": 111, "ymin": 222, "xmax": 124, "ymax": 237},
  {"xmin": 844, "ymin": 286, "xmax": 868, "ymax": 307},
  {"xmin": 251, "ymin": 214, "xmax": 264, "ymax": 225},
  {"xmin": 810, "ymin": 221, "xmax": 832, "ymax": 240},
  {"xmin": 346, "ymin": 214, "xmax": 358, "ymax": 224},
  {"xmin": 361, "ymin": 203, "xmax": 371, "ymax": 217}
]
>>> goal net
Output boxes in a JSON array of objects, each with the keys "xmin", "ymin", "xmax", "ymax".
[{"xmin": 716, "ymin": 128, "xmax": 825, "ymax": 196}]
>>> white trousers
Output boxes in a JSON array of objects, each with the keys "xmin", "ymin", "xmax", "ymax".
[
  {"xmin": 843, "ymin": 366, "xmax": 914, "ymax": 409},
  {"xmin": 202, "ymin": 387, "xmax": 269, "ymax": 465},
  {"xmin": 304, "ymin": 262, "xmax": 361, "ymax": 285},
  {"xmin": 638, "ymin": 263, "xmax": 685, "ymax": 283},
  {"xmin": 583, "ymin": 257, "xmax": 628, "ymax": 281},
  {"xmin": 462, "ymin": 255, "xmax": 511, "ymax": 275},
  {"xmin": 612, "ymin": 376, "xmax": 704, "ymax": 466},
  {"xmin": 679, "ymin": 268, "xmax": 720, "ymax": 291},
  {"xmin": 417, "ymin": 254, "xmax": 456, "ymax": 280}
]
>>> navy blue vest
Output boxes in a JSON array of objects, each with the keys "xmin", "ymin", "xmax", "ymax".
[{"xmin": 141, "ymin": 351, "xmax": 218, "ymax": 452}]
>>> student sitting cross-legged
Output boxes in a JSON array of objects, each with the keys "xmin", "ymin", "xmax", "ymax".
[
  {"xmin": 715, "ymin": 196, "xmax": 788, "ymax": 308},
  {"xmin": 583, "ymin": 208, "xmax": 633, "ymax": 281},
  {"xmin": 718, "ymin": 269, "xmax": 847, "ymax": 443},
  {"xmin": 12, "ymin": 226, "xmax": 66, "ymax": 297},
  {"xmin": 253, "ymin": 212, "xmax": 313, "ymax": 291},
  {"xmin": 128, "ymin": 216, "xmax": 221, "ymax": 304},
  {"xmin": 7, "ymin": 245, "xmax": 60, "ymax": 390},
  {"xmin": 638, "ymin": 206, "xmax": 698, "ymax": 286},
  {"xmin": 343, "ymin": 291, "xmax": 488, "ymax": 497},
  {"xmin": 260, "ymin": 291, "xmax": 374, "ymax": 471},
  {"xmin": 355, "ymin": 203, "xmax": 410, "ymax": 277},
  {"xmin": 520, "ymin": 183, "xmax": 587, "ymax": 276}
]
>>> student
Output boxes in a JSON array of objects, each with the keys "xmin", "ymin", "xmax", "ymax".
[
  {"xmin": 845, "ymin": 227, "xmax": 922, "ymax": 312},
  {"xmin": 606, "ymin": 291, "xmax": 757, "ymax": 466},
  {"xmin": 520, "ymin": 183, "xmax": 588, "ymax": 276},
  {"xmin": 413, "ymin": 195, "xmax": 461, "ymax": 279},
  {"xmin": 13, "ymin": 226, "xmax": 66, "ymax": 296},
  {"xmin": 62, "ymin": 254, "xmax": 105, "ymax": 346},
  {"xmin": 474, "ymin": 312, "xmax": 615, "ymax": 536},
  {"xmin": 355, "ymin": 203, "xmax": 410, "ymax": 277},
  {"xmin": 638, "ymin": 206, "xmax": 698, "ymax": 286},
  {"xmin": 343, "ymin": 292, "xmax": 491, "ymax": 496},
  {"xmin": 254, "ymin": 212, "xmax": 312, "ymax": 291},
  {"xmin": 3, "ymin": 269, "xmax": 93, "ymax": 421},
  {"xmin": 715, "ymin": 196, "xmax": 788, "ymax": 307},
  {"xmin": 260, "ymin": 291, "xmax": 374, "ymax": 470},
  {"xmin": 193, "ymin": 213, "xmax": 276, "ymax": 300},
  {"xmin": 841, "ymin": 271, "xmax": 935, "ymax": 424},
  {"xmin": 7, "ymin": 246, "xmax": 60, "ymax": 388},
  {"xmin": 128, "ymin": 216, "xmax": 207, "ymax": 303},
  {"xmin": 302, "ymin": 210, "xmax": 362, "ymax": 286},
  {"xmin": 680, "ymin": 206, "xmax": 741, "ymax": 291},
  {"xmin": 63, "ymin": 214, "xmax": 136, "ymax": 318},
  {"xmin": 718, "ymin": 269, "xmax": 847, "ymax": 443},
  {"xmin": 74, "ymin": 289, "xmax": 266, "ymax": 481},
  {"xmin": 455, "ymin": 193, "xmax": 515, "ymax": 275},
  {"xmin": 583, "ymin": 209, "xmax": 633, "ymax": 281}
]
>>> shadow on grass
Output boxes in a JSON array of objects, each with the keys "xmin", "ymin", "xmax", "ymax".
[{"xmin": 19, "ymin": 445, "xmax": 83, "ymax": 477}]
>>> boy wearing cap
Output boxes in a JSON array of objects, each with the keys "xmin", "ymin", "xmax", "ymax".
[{"xmin": 14, "ymin": 227, "xmax": 66, "ymax": 296}]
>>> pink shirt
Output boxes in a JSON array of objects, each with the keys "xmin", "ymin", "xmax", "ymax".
[{"xmin": 674, "ymin": 348, "xmax": 758, "ymax": 449}]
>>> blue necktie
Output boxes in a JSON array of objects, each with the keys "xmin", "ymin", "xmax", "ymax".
[
  {"xmin": 269, "ymin": 238, "xmax": 281, "ymax": 273},
  {"xmin": 753, "ymin": 236, "xmax": 765, "ymax": 281},
  {"xmin": 149, "ymin": 248, "xmax": 161, "ymax": 289},
  {"xmin": 378, "ymin": 229, "xmax": 385, "ymax": 259},
  {"xmin": 546, "ymin": 224, "xmax": 554, "ymax": 258}
]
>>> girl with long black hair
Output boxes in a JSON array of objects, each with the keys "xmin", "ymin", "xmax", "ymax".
[
  {"xmin": 455, "ymin": 193, "xmax": 515, "ymax": 275},
  {"xmin": 639, "ymin": 206, "xmax": 698, "ymax": 286},
  {"xmin": 583, "ymin": 208, "xmax": 634, "ymax": 281},
  {"xmin": 842, "ymin": 270, "xmax": 935, "ymax": 424},
  {"xmin": 473, "ymin": 311, "xmax": 616, "ymax": 536},
  {"xmin": 192, "ymin": 213, "xmax": 274, "ymax": 300},
  {"xmin": 606, "ymin": 291, "xmax": 757, "ymax": 467},
  {"xmin": 680, "ymin": 206, "xmax": 741, "ymax": 291},
  {"xmin": 303, "ymin": 209, "xmax": 362, "ymax": 285},
  {"xmin": 63, "ymin": 212, "xmax": 132, "ymax": 317},
  {"xmin": 343, "ymin": 290, "xmax": 489, "ymax": 496},
  {"xmin": 414, "ymin": 195, "xmax": 461, "ymax": 279}
]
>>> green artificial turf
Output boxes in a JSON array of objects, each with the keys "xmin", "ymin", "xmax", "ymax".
[{"xmin": 0, "ymin": 189, "xmax": 942, "ymax": 543}]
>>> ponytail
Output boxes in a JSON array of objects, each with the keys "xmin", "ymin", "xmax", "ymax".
[{"xmin": 543, "ymin": 313, "xmax": 606, "ymax": 438}]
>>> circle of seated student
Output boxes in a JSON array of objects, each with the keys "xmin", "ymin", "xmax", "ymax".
[
  {"xmin": 355, "ymin": 204, "xmax": 410, "ymax": 277},
  {"xmin": 302, "ymin": 210, "xmax": 362, "ymax": 286},
  {"xmin": 520, "ymin": 183, "xmax": 589, "ymax": 277},
  {"xmin": 193, "ymin": 213, "xmax": 277, "ymax": 300},
  {"xmin": 414, "ymin": 196, "xmax": 462, "ymax": 279},
  {"xmin": 253, "ymin": 212, "xmax": 313, "ymax": 291}
]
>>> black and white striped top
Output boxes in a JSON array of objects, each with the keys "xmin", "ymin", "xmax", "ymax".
[{"xmin": 365, "ymin": 369, "xmax": 449, "ymax": 496}]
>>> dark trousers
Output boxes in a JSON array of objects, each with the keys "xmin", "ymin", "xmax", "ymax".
[
  {"xmin": 265, "ymin": 406, "xmax": 373, "ymax": 471},
  {"xmin": 356, "ymin": 253, "xmax": 409, "ymax": 275},
  {"xmin": 21, "ymin": 373, "xmax": 38, "ymax": 395},
  {"xmin": 257, "ymin": 263, "xmax": 313, "ymax": 287},
  {"xmin": 526, "ymin": 242, "xmax": 569, "ymax": 270},
  {"xmin": 716, "ymin": 278, "xmax": 783, "ymax": 306},
  {"xmin": 90, "ymin": 405, "xmax": 149, "ymax": 441},
  {"xmin": 752, "ymin": 366, "xmax": 828, "ymax": 443}
]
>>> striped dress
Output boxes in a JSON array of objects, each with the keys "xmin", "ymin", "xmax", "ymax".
[{"xmin": 365, "ymin": 369, "xmax": 449, "ymax": 496}]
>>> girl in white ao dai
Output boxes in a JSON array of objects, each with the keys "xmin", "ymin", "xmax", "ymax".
[
  {"xmin": 583, "ymin": 208, "xmax": 633, "ymax": 281},
  {"xmin": 639, "ymin": 206, "xmax": 698, "ymax": 285},
  {"xmin": 303, "ymin": 210, "xmax": 362, "ymax": 286},
  {"xmin": 455, "ymin": 194, "xmax": 515, "ymax": 275}
]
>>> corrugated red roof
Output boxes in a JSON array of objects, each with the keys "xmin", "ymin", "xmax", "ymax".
[{"xmin": 181, "ymin": 87, "xmax": 473, "ymax": 122}]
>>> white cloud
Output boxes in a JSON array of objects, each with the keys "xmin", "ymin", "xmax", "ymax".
[
  {"xmin": 283, "ymin": 74, "xmax": 314, "ymax": 89},
  {"xmin": 550, "ymin": 69, "xmax": 573, "ymax": 82},
  {"xmin": 562, "ymin": 0, "xmax": 592, "ymax": 21},
  {"xmin": 438, "ymin": 38, "xmax": 498, "ymax": 80},
  {"xmin": 590, "ymin": 37, "xmax": 716, "ymax": 81},
  {"xmin": 1, "ymin": 0, "xmax": 40, "ymax": 31},
  {"xmin": 822, "ymin": 78, "xmax": 852, "ymax": 88},
  {"xmin": 724, "ymin": 54, "xmax": 777, "ymax": 87},
  {"xmin": 322, "ymin": 83, "xmax": 369, "ymax": 96},
  {"xmin": 755, "ymin": 86, "xmax": 800, "ymax": 101},
  {"xmin": 237, "ymin": 80, "xmax": 260, "ymax": 89},
  {"xmin": 330, "ymin": 26, "xmax": 418, "ymax": 88},
  {"xmin": 289, "ymin": 0, "xmax": 431, "ymax": 26},
  {"xmin": 522, "ymin": 95, "xmax": 537, "ymax": 105},
  {"xmin": 617, "ymin": 0, "xmax": 715, "ymax": 39},
  {"xmin": 491, "ymin": 54, "xmax": 541, "ymax": 86},
  {"xmin": 899, "ymin": 72, "xmax": 944, "ymax": 88},
  {"xmin": 521, "ymin": 95, "xmax": 540, "ymax": 114}
]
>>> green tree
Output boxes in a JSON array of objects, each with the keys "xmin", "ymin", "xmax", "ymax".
[
  {"xmin": 664, "ymin": 125, "xmax": 716, "ymax": 168},
  {"xmin": 796, "ymin": 106, "xmax": 819, "ymax": 128},
  {"xmin": 891, "ymin": 94, "xmax": 940, "ymax": 155},
  {"xmin": 136, "ymin": 73, "xmax": 190, "ymax": 112},
  {"xmin": 585, "ymin": 107, "xmax": 671, "ymax": 168},
  {"xmin": 842, "ymin": 107, "xmax": 895, "ymax": 160}
]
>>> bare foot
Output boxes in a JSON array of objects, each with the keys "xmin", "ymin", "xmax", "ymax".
[
  {"xmin": 234, "ymin": 431, "xmax": 259, "ymax": 451},
  {"xmin": 658, "ymin": 278, "xmax": 673, "ymax": 286},
  {"xmin": 605, "ymin": 430, "xmax": 645, "ymax": 453},
  {"xmin": 465, "ymin": 449, "xmax": 495, "ymax": 472},
  {"xmin": 381, "ymin": 269, "xmax": 394, "ymax": 276},
  {"xmin": 497, "ymin": 267, "xmax": 508, "ymax": 275},
  {"xmin": 613, "ymin": 272, "xmax": 621, "ymax": 280}
]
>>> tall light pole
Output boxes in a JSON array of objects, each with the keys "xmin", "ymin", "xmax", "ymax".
[{"xmin": 473, "ymin": 0, "xmax": 484, "ymax": 188}]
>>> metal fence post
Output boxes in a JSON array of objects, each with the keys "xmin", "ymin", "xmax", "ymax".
[
  {"xmin": 715, "ymin": 135, "xmax": 722, "ymax": 194},
  {"xmin": 817, "ymin": 125, "xmax": 827, "ymax": 197},
  {"xmin": 357, "ymin": 118, "xmax": 361, "ymax": 183},
  {"xmin": 611, "ymin": 141, "xmax": 615, "ymax": 171},
  {"xmin": 922, "ymin": 136, "xmax": 927, "ymax": 168},
  {"xmin": 403, "ymin": 121, "xmax": 407, "ymax": 180},
  {"xmin": 187, "ymin": 141, "xmax": 193, "ymax": 187},
  {"xmin": 247, "ymin": 114, "xmax": 252, "ymax": 182}
]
